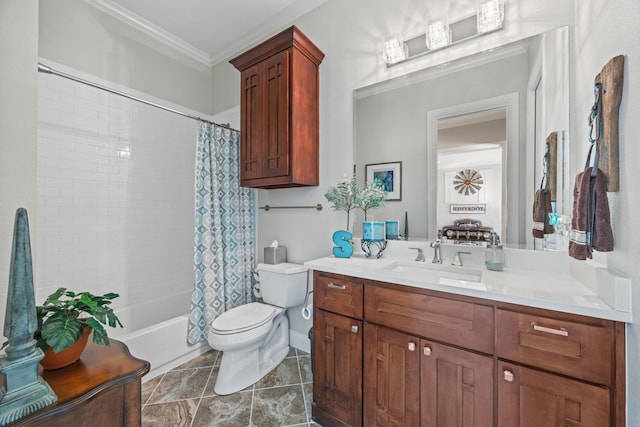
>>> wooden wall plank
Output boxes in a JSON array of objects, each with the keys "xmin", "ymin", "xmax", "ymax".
[{"xmin": 594, "ymin": 55, "xmax": 624, "ymax": 192}]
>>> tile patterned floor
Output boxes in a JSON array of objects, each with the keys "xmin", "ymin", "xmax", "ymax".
[{"xmin": 141, "ymin": 347, "xmax": 320, "ymax": 427}]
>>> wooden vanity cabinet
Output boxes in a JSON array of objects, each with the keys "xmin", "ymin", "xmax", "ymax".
[
  {"xmin": 495, "ymin": 305, "xmax": 624, "ymax": 426},
  {"xmin": 312, "ymin": 271, "xmax": 363, "ymax": 427},
  {"xmin": 310, "ymin": 271, "xmax": 625, "ymax": 427},
  {"xmin": 498, "ymin": 361, "xmax": 610, "ymax": 427},
  {"xmin": 363, "ymin": 283, "xmax": 494, "ymax": 427},
  {"xmin": 230, "ymin": 26, "xmax": 324, "ymax": 189}
]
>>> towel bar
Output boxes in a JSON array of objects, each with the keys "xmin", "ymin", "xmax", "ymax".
[{"xmin": 259, "ymin": 204, "xmax": 323, "ymax": 211}]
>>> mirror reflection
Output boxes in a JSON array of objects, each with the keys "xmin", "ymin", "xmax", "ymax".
[
  {"xmin": 354, "ymin": 26, "xmax": 570, "ymax": 249},
  {"xmin": 437, "ymin": 108, "xmax": 505, "ymax": 243}
]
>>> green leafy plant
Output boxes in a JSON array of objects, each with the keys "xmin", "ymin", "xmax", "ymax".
[
  {"xmin": 35, "ymin": 287, "xmax": 123, "ymax": 353},
  {"xmin": 325, "ymin": 175, "xmax": 388, "ymax": 230},
  {"xmin": 324, "ymin": 174, "xmax": 359, "ymax": 231},
  {"xmin": 355, "ymin": 179, "xmax": 387, "ymax": 219}
]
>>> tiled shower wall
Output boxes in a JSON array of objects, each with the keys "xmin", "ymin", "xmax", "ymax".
[{"xmin": 36, "ymin": 63, "xmax": 197, "ymax": 309}]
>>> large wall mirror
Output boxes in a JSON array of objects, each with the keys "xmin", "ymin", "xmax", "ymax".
[{"xmin": 354, "ymin": 26, "xmax": 571, "ymax": 250}]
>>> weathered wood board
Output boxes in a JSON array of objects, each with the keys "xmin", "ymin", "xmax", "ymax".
[
  {"xmin": 595, "ymin": 55, "xmax": 624, "ymax": 192},
  {"xmin": 546, "ymin": 131, "xmax": 557, "ymax": 201}
]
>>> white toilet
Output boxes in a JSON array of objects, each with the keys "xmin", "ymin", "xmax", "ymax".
[{"xmin": 206, "ymin": 262, "xmax": 308, "ymax": 395}]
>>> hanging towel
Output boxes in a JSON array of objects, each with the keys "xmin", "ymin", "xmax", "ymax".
[
  {"xmin": 569, "ymin": 167, "xmax": 613, "ymax": 260},
  {"xmin": 532, "ymin": 188, "xmax": 554, "ymax": 238},
  {"xmin": 533, "ymin": 149, "xmax": 555, "ymax": 239}
]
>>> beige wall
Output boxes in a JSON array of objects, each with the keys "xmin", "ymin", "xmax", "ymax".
[{"xmin": 0, "ymin": 0, "xmax": 39, "ymax": 346}]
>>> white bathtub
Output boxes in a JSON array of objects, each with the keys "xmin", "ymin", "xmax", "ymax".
[{"xmin": 110, "ymin": 290, "xmax": 209, "ymax": 381}]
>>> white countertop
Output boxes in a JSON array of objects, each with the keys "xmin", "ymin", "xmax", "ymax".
[{"xmin": 305, "ymin": 253, "xmax": 633, "ymax": 323}]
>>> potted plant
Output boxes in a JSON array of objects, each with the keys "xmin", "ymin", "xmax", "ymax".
[
  {"xmin": 324, "ymin": 174, "xmax": 359, "ymax": 232},
  {"xmin": 35, "ymin": 287, "xmax": 123, "ymax": 369},
  {"xmin": 355, "ymin": 178, "xmax": 387, "ymax": 220}
]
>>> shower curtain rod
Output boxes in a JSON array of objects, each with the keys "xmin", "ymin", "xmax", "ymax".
[{"xmin": 37, "ymin": 63, "xmax": 237, "ymax": 131}]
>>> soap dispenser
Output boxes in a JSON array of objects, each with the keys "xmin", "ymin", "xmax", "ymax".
[{"xmin": 485, "ymin": 233, "xmax": 505, "ymax": 271}]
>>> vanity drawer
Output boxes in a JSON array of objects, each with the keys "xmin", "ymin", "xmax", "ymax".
[
  {"xmin": 314, "ymin": 271, "xmax": 364, "ymax": 319},
  {"xmin": 496, "ymin": 308, "xmax": 615, "ymax": 385},
  {"xmin": 364, "ymin": 285, "xmax": 494, "ymax": 354}
]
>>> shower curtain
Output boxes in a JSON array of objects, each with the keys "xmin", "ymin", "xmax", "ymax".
[{"xmin": 188, "ymin": 123, "xmax": 256, "ymax": 344}]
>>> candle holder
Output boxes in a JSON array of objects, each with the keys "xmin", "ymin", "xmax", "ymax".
[{"xmin": 361, "ymin": 239, "xmax": 387, "ymax": 258}]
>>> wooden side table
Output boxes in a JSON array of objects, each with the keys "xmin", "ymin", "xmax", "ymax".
[{"xmin": 4, "ymin": 339, "xmax": 150, "ymax": 427}]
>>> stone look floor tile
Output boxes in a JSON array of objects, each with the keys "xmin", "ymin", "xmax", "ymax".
[
  {"xmin": 148, "ymin": 367, "xmax": 211, "ymax": 403},
  {"xmin": 252, "ymin": 384, "xmax": 307, "ymax": 426},
  {"xmin": 141, "ymin": 374, "xmax": 163, "ymax": 405},
  {"xmin": 142, "ymin": 398, "xmax": 199, "ymax": 427},
  {"xmin": 175, "ymin": 349, "xmax": 219, "ymax": 370},
  {"xmin": 142, "ymin": 346, "xmax": 316, "ymax": 426},
  {"xmin": 191, "ymin": 391, "xmax": 252, "ymax": 427},
  {"xmin": 303, "ymin": 382, "xmax": 314, "ymax": 421},
  {"xmin": 255, "ymin": 357, "xmax": 301, "ymax": 389},
  {"xmin": 298, "ymin": 355, "xmax": 312, "ymax": 384}
]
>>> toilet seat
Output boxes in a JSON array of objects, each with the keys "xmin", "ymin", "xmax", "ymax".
[{"xmin": 210, "ymin": 302, "xmax": 277, "ymax": 335}]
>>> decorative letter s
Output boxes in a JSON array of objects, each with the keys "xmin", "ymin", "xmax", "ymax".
[{"xmin": 332, "ymin": 230, "xmax": 353, "ymax": 258}]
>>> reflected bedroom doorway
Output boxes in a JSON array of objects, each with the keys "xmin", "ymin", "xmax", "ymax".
[{"xmin": 437, "ymin": 108, "xmax": 506, "ymax": 243}]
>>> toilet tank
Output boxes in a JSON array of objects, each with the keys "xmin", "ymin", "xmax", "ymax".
[{"xmin": 257, "ymin": 263, "xmax": 308, "ymax": 308}]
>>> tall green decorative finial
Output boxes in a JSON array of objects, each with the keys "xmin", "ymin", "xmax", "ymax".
[
  {"xmin": 0, "ymin": 208, "xmax": 57, "ymax": 425},
  {"xmin": 4, "ymin": 208, "xmax": 38, "ymax": 360}
]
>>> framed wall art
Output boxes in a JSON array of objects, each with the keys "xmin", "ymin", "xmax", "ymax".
[{"xmin": 365, "ymin": 161, "xmax": 402, "ymax": 201}]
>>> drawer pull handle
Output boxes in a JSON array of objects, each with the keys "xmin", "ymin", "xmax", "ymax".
[
  {"xmin": 532, "ymin": 323, "xmax": 569, "ymax": 337},
  {"xmin": 351, "ymin": 325, "xmax": 359, "ymax": 334},
  {"xmin": 327, "ymin": 282, "xmax": 346, "ymax": 290},
  {"xmin": 503, "ymin": 370, "xmax": 514, "ymax": 382},
  {"xmin": 423, "ymin": 346, "xmax": 432, "ymax": 356},
  {"xmin": 408, "ymin": 342, "xmax": 416, "ymax": 352}
]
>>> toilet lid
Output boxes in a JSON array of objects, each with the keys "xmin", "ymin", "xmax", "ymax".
[{"xmin": 210, "ymin": 302, "xmax": 277, "ymax": 334}]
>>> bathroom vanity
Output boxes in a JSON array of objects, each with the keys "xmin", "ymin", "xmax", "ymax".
[{"xmin": 307, "ymin": 254, "xmax": 629, "ymax": 427}]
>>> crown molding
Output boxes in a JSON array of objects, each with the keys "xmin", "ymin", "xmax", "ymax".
[
  {"xmin": 207, "ymin": 0, "xmax": 327, "ymax": 66},
  {"xmin": 85, "ymin": 0, "xmax": 213, "ymax": 67}
]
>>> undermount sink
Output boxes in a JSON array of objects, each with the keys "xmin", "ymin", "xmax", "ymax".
[{"xmin": 382, "ymin": 260, "xmax": 484, "ymax": 286}]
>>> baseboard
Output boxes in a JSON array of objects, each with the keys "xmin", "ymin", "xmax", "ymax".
[{"xmin": 290, "ymin": 330, "xmax": 311, "ymax": 354}]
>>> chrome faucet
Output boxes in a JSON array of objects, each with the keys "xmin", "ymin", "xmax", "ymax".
[
  {"xmin": 452, "ymin": 251, "xmax": 471, "ymax": 266},
  {"xmin": 429, "ymin": 240, "xmax": 442, "ymax": 264},
  {"xmin": 409, "ymin": 247, "xmax": 425, "ymax": 262}
]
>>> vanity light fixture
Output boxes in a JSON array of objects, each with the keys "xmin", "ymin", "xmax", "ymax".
[
  {"xmin": 383, "ymin": 35, "xmax": 409, "ymax": 65},
  {"xmin": 477, "ymin": 0, "xmax": 504, "ymax": 34},
  {"xmin": 383, "ymin": 0, "xmax": 506, "ymax": 67},
  {"xmin": 426, "ymin": 20, "xmax": 451, "ymax": 50}
]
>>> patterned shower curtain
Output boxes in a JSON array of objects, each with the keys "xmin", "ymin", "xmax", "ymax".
[{"xmin": 188, "ymin": 123, "xmax": 256, "ymax": 344}]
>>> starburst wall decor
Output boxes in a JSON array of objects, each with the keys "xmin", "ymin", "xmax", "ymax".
[{"xmin": 453, "ymin": 169, "xmax": 483, "ymax": 195}]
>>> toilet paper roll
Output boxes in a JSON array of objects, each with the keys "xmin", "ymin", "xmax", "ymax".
[
  {"xmin": 301, "ymin": 291, "xmax": 313, "ymax": 320},
  {"xmin": 301, "ymin": 305, "xmax": 312, "ymax": 320},
  {"xmin": 253, "ymin": 283, "xmax": 262, "ymax": 299}
]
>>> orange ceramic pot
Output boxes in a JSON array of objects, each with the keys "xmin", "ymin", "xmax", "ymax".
[{"xmin": 40, "ymin": 326, "xmax": 91, "ymax": 370}]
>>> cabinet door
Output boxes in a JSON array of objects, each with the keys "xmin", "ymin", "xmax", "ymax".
[
  {"xmin": 420, "ymin": 340, "xmax": 493, "ymax": 427},
  {"xmin": 313, "ymin": 309, "xmax": 362, "ymax": 427},
  {"xmin": 239, "ymin": 51, "xmax": 289, "ymax": 185},
  {"xmin": 363, "ymin": 324, "xmax": 420, "ymax": 427},
  {"xmin": 261, "ymin": 50, "xmax": 290, "ymax": 179},
  {"xmin": 239, "ymin": 62, "xmax": 262, "ymax": 181},
  {"xmin": 498, "ymin": 362, "xmax": 610, "ymax": 427}
]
